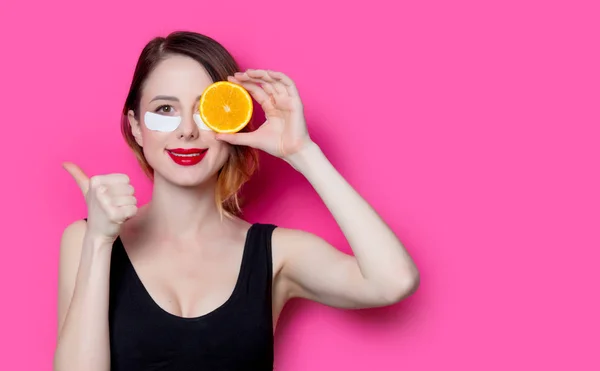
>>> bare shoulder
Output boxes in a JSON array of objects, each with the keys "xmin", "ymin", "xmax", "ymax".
[
  {"xmin": 270, "ymin": 226, "xmax": 352, "ymax": 281},
  {"xmin": 61, "ymin": 219, "xmax": 88, "ymax": 239},
  {"xmin": 58, "ymin": 219, "xmax": 88, "ymax": 282},
  {"xmin": 271, "ymin": 226, "xmax": 344, "ymax": 259},
  {"xmin": 270, "ymin": 227, "xmax": 302, "ymax": 267},
  {"xmin": 60, "ymin": 219, "xmax": 88, "ymax": 256},
  {"xmin": 270, "ymin": 226, "xmax": 294, "ymax": 270},
  {"xmin": 271, "ymin": 226, "xmax": 320, "ymax": 246}
]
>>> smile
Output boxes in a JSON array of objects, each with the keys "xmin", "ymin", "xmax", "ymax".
[
  {"xmin": 166, "ymin": 148, "xmax": 208, "ymax": 166},
  {"xmin": 170, "ymin": 152, "xmax": 201, "ymax": 157}
]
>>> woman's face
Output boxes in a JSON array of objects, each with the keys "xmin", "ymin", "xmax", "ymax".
[{"xmin": 128, "ymin": 54, "xmax": 230, "ymax": 187}]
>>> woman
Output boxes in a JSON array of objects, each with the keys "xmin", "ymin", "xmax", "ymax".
[{"xmin": 53, "ymin": 31, "xmax": 420, "ymax": 371}]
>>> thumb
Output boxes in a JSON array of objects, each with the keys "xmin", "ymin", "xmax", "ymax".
[
  {"xmin": 62, "ymin": 162, "xmax": 90, "ymax": 196},
  {"xmin": 216, "ymin": 132, "xmax": 261, "ymax": 148}
]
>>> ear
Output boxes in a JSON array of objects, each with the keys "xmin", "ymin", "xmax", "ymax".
[{"xmin": 128, "ymin": 110, "xmax": 143, "ymax": 147}]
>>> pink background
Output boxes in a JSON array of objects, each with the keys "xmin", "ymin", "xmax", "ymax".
[{"xmin": 0, "ymin": 0, "xmax": 598, "ymax": 370}]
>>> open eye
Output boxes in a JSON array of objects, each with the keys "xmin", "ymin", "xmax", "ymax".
[{"xmin": 155, "ymin": 105, "xmax": 175, "ymax": 114}]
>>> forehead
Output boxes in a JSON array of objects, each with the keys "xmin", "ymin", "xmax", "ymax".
[{"xmin": 141, "ymin": 54, "xmax": 214, "ymax": 102}]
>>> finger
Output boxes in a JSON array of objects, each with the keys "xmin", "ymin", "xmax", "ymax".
[
  {"xmin": 271, "ymin": 80, "xmax": 287, "ymax": 96},
  {"xmin": 216, "ymin": 132, "xmax": 260, "ymax": 147},
  {"xmin": 244, "ymin": 69, "xmax": 276, "ymax": 82},
  {"xmin": 232, "ymin": 73, "xmax": 274, "ymax": 88},
  {"xmin": 231, "ymin": 72, "xmax": 252, "ymax": 81},
  {"xmin": 118, "ymin": 205, "xmax": 138, "ymax": 221},
  {"xmin": 95, "ymin": 185, "xmax": 113, "ymax": 207},
  {"xmin": 237, "ymin": 77, "xmax": 287, "ymax": 99},
  {"xmin": 261, "ymin": 83, "xmax": 290, "ymax": 108},
  {"xmin": 108, "ymin": 204, "xmax": 138, "ymax": 224},
  {"xmin": 267, "ymin": 70, "xmax": 299, "ymax": 97},
  {"xmin": 97, "ymin": 174, "xmax": 131, "ymax": 185},
  {"xmin": 232, "ymin": 73, "xmax": 263, "ymax": 84},
  {"xmin": 260, "ymin": 82, "xmax": 277, "ymax": 98},
  {"xmin": 104, "ymin": 203, "xmax": 137, "ymax": 224},
  {"xmin": 228, "ymin": 76, "xmax": 271, "ymax": 106},
  {"xmin": 244, "ymin": 69, "xmax": 288, "ymax": 95},
  {"xmin": 112, "ymin": 196, "xmax": 137, "ymax": 207},
  {"xmin": 89, "ymin": 174, "xmax": 130, "ymax": 194},
  {"xmin": 229, "ymin": 76, "xmax": 279, "ymax": 109},
  {"xmin": 106, "ymin": 184, "xmax": 135, "ymax": 197},
  {"xmin": 240, "ymin": 70, "xmax": 287, "ymax": 95},
  {"xmin": 63, "ymin": 162, "xmax": 90, "ymax": 195}
]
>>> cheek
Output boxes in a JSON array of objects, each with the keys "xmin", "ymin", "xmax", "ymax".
[
  {"xmin": 210, "ymin": 141, "xmax": 232, "ymax": 169},
  {"xmin": 200, "ymin": 131, "xmax": 229, "ymax": 158},
  {"xmin": 144, "ymin": 130, "xmax": 168, "ymax": 145},
  {"xmin": 198, "ymin": 134, "xmax": 230, "ymax": 171},
  {"xmin": 140, "ymin": 130, "xmax": 169, "ymax": 157}
]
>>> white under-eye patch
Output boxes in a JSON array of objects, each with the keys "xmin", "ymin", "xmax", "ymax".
[
  {"xmin": 143, "ymin": 112, "xmax": 214, "ymax": 132},
  {"xmin": 193, "ymin": 113, "xmax": 213, "ymax": 131},
  {"xmin": 144, "ymin": 112, "xmax": 181, "ymax": 132}
]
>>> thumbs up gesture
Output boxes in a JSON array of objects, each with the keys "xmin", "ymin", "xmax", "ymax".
[{"xmin": 63, "ymin": 162, "xmax": 138, "ymax": 243}]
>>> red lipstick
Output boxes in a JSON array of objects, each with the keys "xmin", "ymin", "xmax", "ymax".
[{"xmin": 166, "ymin": 148, "xmax": 207, "ymax": 166}]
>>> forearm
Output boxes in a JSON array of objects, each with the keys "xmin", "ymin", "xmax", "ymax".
[
  {"xmin": 54, "ymin": 235, "xmax": 112, "ymax": 371},
  {"xmin": 287, "ymin": 142, "xmax": 419, "ymax": 297}
]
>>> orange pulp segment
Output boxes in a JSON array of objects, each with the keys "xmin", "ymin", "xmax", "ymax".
[{"xmin": 199, "ymin": 81, "xmax": 253, "ymax": 133}]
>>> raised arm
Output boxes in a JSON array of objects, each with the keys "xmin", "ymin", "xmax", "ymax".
[
  {"xmin": 54, "ymin": 220, "xmax": 113, "ymax": 371},
  {"xmin": 216, "ymin": 69, "xmax": 419, "ymax": 309},
  {"xmin": 53, "ymin": 162, "xmax": 137, "ymax": 371}
]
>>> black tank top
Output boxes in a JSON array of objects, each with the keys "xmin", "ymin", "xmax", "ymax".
[{"xmin": 107, "ymin": 223, "xmax": 277, "ymax": 370}]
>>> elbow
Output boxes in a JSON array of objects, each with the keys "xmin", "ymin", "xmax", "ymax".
[
  {"xmin": 381, "ymin": 268, "xmax": 420, "ymax": 305},
  {"xmin": 403, "ymin": 270, "xmax": 421, "ymax": 298}
]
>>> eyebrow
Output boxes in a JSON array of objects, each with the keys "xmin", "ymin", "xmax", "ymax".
[{"xmin": 150, "ymin": 95, "xmax": 202, "ymax": 103}]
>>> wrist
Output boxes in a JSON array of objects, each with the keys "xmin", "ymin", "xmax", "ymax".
[
  {"xmin": 83, "ymin": 233, "xmax": 115, "ymax": 251},
  {"xmin": 284, "ymin": 140, "xmax": 323, "ymax": 172}
]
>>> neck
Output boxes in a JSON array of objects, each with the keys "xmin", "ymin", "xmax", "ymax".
[{"xmin": 144, "ymin": 173, "xmax": 224, "ymax": 239}]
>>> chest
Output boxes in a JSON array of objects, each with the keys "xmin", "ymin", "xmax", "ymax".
[
  {"xmin": 108, "ymin": 245, "xmax": 274, "ymax": 370},
  {"xmin": 109, "ymin": 301, "xmax": 273, "ymax": 369},
  {"xmin": 129, "ymin": 246, "xmax": 244, "ymax": 319},
  {"xmin": 109, "ymin": 305, "xmax": 272, "ymax": 371}
]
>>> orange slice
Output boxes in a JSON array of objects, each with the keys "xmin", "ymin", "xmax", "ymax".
[{"xmin": 199, "ymin": 81, "xmax": 253, "ymax": 133}]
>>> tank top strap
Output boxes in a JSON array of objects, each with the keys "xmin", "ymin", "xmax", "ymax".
[
  {"xmin": 235, "ymin": 223, "xmax": 277, "ymax": 306},
  {"xmin": 245, "ymin": 223, "xmax": 277, "ymax": 275}
]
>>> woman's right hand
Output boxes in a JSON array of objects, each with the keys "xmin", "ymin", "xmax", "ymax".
[{"xmin": 63, "ymin": 162, "xmax": 138, "ymax": 244}]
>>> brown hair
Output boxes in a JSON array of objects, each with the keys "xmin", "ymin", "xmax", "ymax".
[{"xmin": 120, "ymin": 31, "xmax": 258, "ymax": 217}]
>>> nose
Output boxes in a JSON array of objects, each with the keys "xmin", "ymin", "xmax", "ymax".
[{"xmin": 175, "ymin": 115, "xmax": 199, "ymax": 140}]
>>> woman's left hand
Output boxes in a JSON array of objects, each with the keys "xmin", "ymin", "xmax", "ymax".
[{"xmin": 215, "ymin": 69, "xmax": 314, "ymax": 160}]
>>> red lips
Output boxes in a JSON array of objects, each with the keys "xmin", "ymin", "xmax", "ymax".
[{"xmin": 166, "ymin": 148, "xmax": 208, "ymax": 166}]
